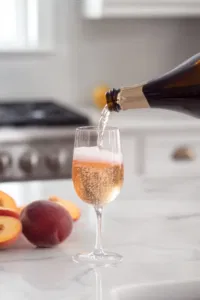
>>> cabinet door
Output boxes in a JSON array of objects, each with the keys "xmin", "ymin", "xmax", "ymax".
[
  {"xmin": 145, "ymin": 135, "xmax": 200, "ymax": 178},
  {"xmin": 83, "ymin": 0, "xmax": 200, "ymax": 18},
  {"xmin": 120, "ymin": 131, "xmax": 147, "ymax": 198},
  {"xmin": 121, "ymin": 132, "xmax": 135, "ymax": 176}
]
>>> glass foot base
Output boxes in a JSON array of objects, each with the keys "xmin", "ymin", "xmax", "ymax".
[{"xmin": 72, "ymin": 251, "xmax": 123, "ymax": 266}]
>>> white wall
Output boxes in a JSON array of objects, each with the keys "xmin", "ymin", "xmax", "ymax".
[{"xmin": 0, "ymin": 0, "xmax": 200, "ymax": 112}]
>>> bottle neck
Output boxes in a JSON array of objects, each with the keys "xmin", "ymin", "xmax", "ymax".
[
  {"xmin": 105, "ymin": 88, "xmax": 121, "ymax": 112},
  {"xmin": 118, "ymin": 84, "xmax": 150, "ymax": 110}
]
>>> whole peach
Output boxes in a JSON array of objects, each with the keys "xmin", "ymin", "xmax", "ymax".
[{"xmin": 20, "ymin": 200, "xmax": 73, "ymax": 248}]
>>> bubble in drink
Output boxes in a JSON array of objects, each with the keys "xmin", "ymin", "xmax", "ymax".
[{"xmin": 72, "ymin": 147, "xmax": 124, "ymax": 206}]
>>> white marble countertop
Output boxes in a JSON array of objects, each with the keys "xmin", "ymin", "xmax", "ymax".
[{"xmin": 1, "ymin": 178, "xmax": 200, "ymax": 299}]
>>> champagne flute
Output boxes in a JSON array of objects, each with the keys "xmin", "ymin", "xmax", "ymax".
[{"xmin": 72, "ymin": 126, "xmax": 124, "ymax": 265}]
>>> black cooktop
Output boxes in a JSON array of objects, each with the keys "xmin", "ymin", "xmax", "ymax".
[{"xmin": 0, "ymin": 100, "xmax": 90, "ymax": 127}]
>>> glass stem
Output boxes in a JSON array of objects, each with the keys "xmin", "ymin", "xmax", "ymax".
[
  {"xmin": 94, "ymin": 206, "xmax": 104, "ymax": 255},
  {"xmin": 94, "ymin": 268, "xmax": 102, "ymax": 300}
]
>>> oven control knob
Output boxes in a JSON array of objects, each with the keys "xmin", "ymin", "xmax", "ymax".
[
  {"xmin": 20, "ymin": 151, "xmax": 39, "ymax": 173},
  {"xmin": 45, "ymin": 151, "xmax": 68, "ymax": 172},
  {"xmin": 0, "ymin": 152, "xmax": 12, "ymax": 172}
]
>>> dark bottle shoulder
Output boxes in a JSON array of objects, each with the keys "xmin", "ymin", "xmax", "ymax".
[{"xmin": 143, "ymin": 53, "xmax": 200, "ymax": 94}]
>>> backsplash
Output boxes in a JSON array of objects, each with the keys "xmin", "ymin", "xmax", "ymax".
[{"xmin": 0, "ymin": 0, "xmax": 200, "ymax": 115}]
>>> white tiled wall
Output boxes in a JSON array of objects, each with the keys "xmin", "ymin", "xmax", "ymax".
[{"xmin": 0, "ymin": 0, "xmax": 200, "ymax": 112}]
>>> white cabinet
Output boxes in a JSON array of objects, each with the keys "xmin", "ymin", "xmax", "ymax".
[
  {"xmin": 120, "ymin": 123, "xmax": 200, "ymax": 179},
  {"xmin": 145, "ymin": 134, "xmax": 200, "ymax": 178},
  {"xmin": 121, "ymin": 131, "xmax": 146, "ymax": 176},
  {"xmin": 121, "ymin": 132, "xmax": 135, "ymax": 177},
  {"xmin": 83, "ymin": 0, "xmax": 200, "ymax": 18}
]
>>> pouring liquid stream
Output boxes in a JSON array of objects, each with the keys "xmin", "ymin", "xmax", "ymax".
[{"xmin": 97, "ymin": 105, "xmax": 110, "ymax": 148}]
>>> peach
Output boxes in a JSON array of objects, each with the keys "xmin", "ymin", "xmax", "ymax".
[
  {"xmin": 20, "ymin": 200, "xmax": 73, "ymax": 248},
  {"xmin": 0, "ymin": 208, "xmax": 19, "ymax": 219},
  {"xmin": 49, "ymin": 196, "xmax": 81, "ymax": 221},
  {"xmin": 0, "ymin": 191, "xmax": 17, "ymax": 211},
  {"xmin": 0, "ymin": 216, "xmax": 22, "ymax": 249}
]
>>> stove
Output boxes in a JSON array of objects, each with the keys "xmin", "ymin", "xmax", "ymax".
[
  {"xmin": 0, "ymin": 100, "xmax": 91, "ymax": 182},
  {"xmin": 0, "ymin": 101, "xmax": 90, "ymax": 127}
]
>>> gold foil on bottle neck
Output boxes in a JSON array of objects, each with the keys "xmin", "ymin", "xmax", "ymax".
[{"xmin": 117, "ymin": 84, "xmax": 150, "ymax": 110}]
